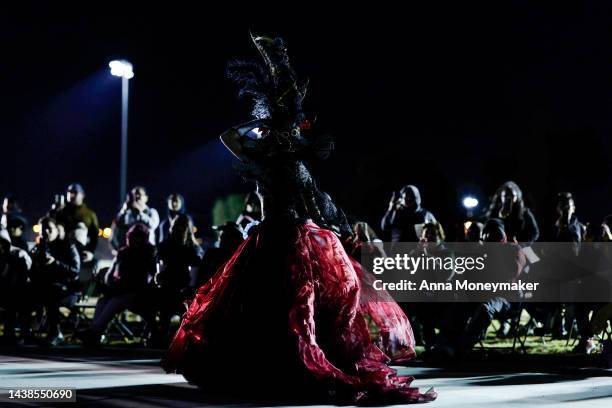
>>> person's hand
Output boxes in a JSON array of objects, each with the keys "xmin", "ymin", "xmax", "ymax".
[
  {"xmin": 45, "ymin": 255, "xmax": 55, "ymax": 265},
  {"xmin": 603, "ymin": 224, "xmax": 612, "ymax": 242},
  {"xmin": 81, "ymin": 251, "xmax": 94, "ymax": 262},
  {"xmin": 119, "ymin": 201, "xmax": 129, "ymax": 213},
  {"xmin": 132, "ymin": 200, "xmax": 146, "ymax": 212},
  {"xmin": 388, "ymin": 191, "xmax": 398, "ymax": 211}
]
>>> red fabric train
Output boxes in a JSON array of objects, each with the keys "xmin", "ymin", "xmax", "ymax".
[{"xmin": 163, "ymin": 221, "xmax": 436, "ymax": 403}]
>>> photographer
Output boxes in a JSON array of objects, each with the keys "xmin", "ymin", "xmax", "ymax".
[
  {"xmin": 29, "ymin": 217, "xmax": 80, "ymax": 346},
  {"xmin": 111, "ymin": 186, "xmax": 159, "ymax": 251},
  {"xmin": 381, "ymin": 184, "xmax": 437, "ymax": 243},
  {"xmin": 55, "ymin": 183, "xmax": 100, "ymax": 260}
]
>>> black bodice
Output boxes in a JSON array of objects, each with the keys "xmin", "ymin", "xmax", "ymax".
[{"xmin": 238, "ymin": 137, "xmax": 351, "ymax": 237}]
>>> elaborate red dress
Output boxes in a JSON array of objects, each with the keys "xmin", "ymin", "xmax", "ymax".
[
  {"xmin": 163, "ymin": 33, "xmax": 435, "ymax": 403},
  {"xmin": 163, "ymin": 218, "xmax": 436, "ymax": 403}
]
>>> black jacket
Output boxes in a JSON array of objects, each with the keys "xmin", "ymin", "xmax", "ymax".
[
  {"xmin": 381, "ymin": 207, "xmax": 437, "ymax": 242},
  {"xmin": 30, "ymin": 239, "xmax": 80, "ymax": 292},
  {"xmin": 157, "ymin": 239, "xmax": 203, "ymax": 290},
  {"xmin": 108, "ymin": 245, "xmax": 156, "ymax": 293},
  {"xmin": 503, "ymin": 208, "xmax": 540, "ymax": 245},
  {"xmin": 551, "ymin": 215, "xmax": 585, "ymax": 243}
]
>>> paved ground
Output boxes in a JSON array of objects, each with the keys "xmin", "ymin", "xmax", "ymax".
[{"xmin": 1, "ymin": 347, "xmax": 611, "ymax": 407}]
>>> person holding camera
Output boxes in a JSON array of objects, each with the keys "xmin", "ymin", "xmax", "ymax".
[
  {"xmin": 111, "ymin": 186, "xmax": 159, "ymax": 251},
  {"xmin": 56, "ymin": 184, "xmax": 100, "ymax": 261},
  {"xmin": 381, "ymin": 185, "xmax": 438, "ymax": 243}
]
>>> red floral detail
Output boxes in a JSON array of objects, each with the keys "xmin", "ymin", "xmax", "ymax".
[{"xmin": 299, "ymin": 119, "xmax": 311, "ymax": 130}]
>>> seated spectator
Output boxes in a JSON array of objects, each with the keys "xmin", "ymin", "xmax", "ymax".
[
  {"xmin": 431, "ymin": 219, "xmax": 525, "ymax": 359},
  {"xmin": 155, "ymin": 214, "xmax": 204, "ymax": 344},
  {"xmin": 236, "ymin": 191, "xmax": 262, "ymax": 231},
  {"xmin": 0, "ymin": 227, "xmax": 32, "ymax": 269},
  {"xmin": 465, "ymin": 221, "xmax": 484, "ymax": 243},
  {"xmin": 0, "ymin": 232, "xmax": 31, "ymax": 344},
  {"xmin": 552, "ymin": 192, "xmax": 585, "ymax": 244},
  {"xmin": 421, "ymin": 222, "xmax": 446, "ymax": 248},
  {"xmin": 70, "ymin": 222, "xmax": 98, "ymax": 296},
  {"xmin": 461, "ymin": 219, "xmax": 525, "ymax": 349},
  {"xmin": 408, "ymin": 221, "xmax": 449, "ymax": 350},
  {"xmin": 199, "ymin": 222, "xmax": 244, "ymax": 284},
  {"xmin": 2, "ymin": 194, "xmax": 28, "ymax": 230},
  {"xmin": 346, "ymin": 221, "xmax": 386, "ymax": 259},
  {"xmin": 1, "ymin": 195, "xmax": 29, "ymax": 251},
  {"xmin": 111, "ymin": 186, "xmax": 159, "ymax": 251},
  {"xmin": 569, "ymin": 215, "xmax": 612, "ymax": 354},
  {"xmin": 29, "ymin": 217, "xmax": 81, "ymax": 346},
  {"xmin": 4, "ymin": 215, "xmax": 28, "ymax": 251},
  {"xmin": 587, "ymin": 220, "xmax": 612, "ymax": 242},
  {"xmin": 80, "ymin": 224, "xmax": 156, "ymax": 346},
  {"xmin": 548, "ymin": 192, "xmax": 585, "ymax": 341}
]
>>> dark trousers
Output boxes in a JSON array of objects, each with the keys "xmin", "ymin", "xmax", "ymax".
[
  {"xmin": 91, "ymin": 292, "xmax": 153, "ymax": 335},
  {"xmin": 41, "ymin": 287, "xmax": 79, "ymax": 336},
  {"xmin": 437, "ymin": 298, "xmax": 512, "ymax": 352},
  {"xmin": 573, "ymin": 302, "xmax": 605, "ymax": 339},
  {"xmin": 155, "ymin": 287, "xmax": 189, "ymax": 342},
  {"xmin": 464, "ymin": 297, "xmax": 512, "ymax": 349}
]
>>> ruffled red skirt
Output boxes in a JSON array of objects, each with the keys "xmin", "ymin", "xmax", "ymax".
[{"xmin": 162, "ymin": 221, "xmax": 435, "ymax": 403}]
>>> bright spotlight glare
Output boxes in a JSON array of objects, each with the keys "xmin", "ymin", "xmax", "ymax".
[
  {"xmin": 462, "ymin": 196, "xmax": 479, "ymax": 209},
  {"xmin": 109, "ymin": 60, "xmax": 134, "ymax": 79}
]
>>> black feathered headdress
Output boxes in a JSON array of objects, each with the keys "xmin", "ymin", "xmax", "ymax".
[{"xmin": 226, "ymin": 33, "xmax": 308, "ymax": 127}]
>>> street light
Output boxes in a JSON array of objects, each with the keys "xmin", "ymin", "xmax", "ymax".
[
  {"xmin": 109, "ymin": 59, "xmax": 134, "ymax": 206},
  {"xmin": 462, "ymin": 195, "xmax": 479, "ymax": 219},
  {"xmin": 462, "ymin": 196, "xmax": 479, "ymax": 210}
]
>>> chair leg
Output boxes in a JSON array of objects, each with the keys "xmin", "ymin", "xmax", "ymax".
[
  {"xmin": 565, "ymin": 319, "xmax": 575, "ymax": 347},
  {"xmin": 111, "ymin": 317, "xmax": 135, "ymax": 341},
  {"xmin": 511, "ymin": 304, "xmax": 524, "ymax": 353}
]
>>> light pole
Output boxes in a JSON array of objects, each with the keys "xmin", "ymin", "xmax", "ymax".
[{"xmin": 109, "ymin": 59, "xmax": 134, "ymax": 206}]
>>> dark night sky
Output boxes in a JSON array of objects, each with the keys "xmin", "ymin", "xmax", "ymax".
[{"xmin": 1, "ymin": 3, "xmax": 612, "ymax": 238}]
